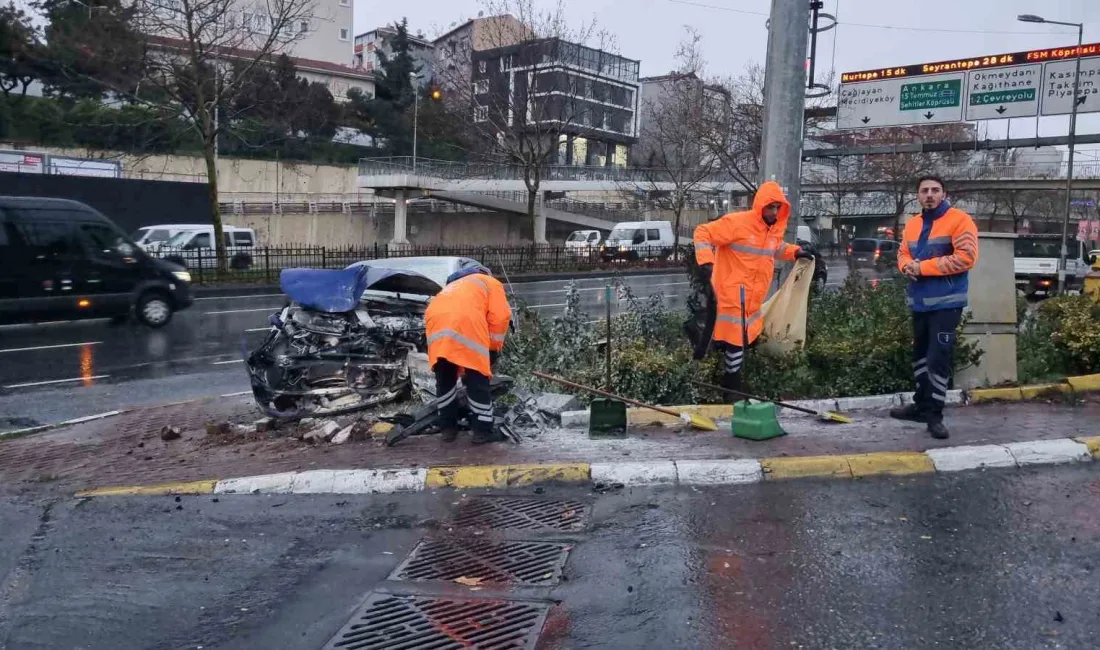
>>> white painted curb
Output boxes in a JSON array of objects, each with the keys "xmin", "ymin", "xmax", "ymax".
[
  {"xmin": 675, "ymin": 459, "xmax": 763, "ymax": 485},
  {"xmin": 1004, "ymin": 440, "xmax": 1092, "ymax": 467},
  {"xmin": 925, "ymin": 445, "xmax": 1017, "ymax": 472},
  {"xmin": 591, "ymin": 461, "xmax": 677, "ymax": 486},
  {"xmin": 213, "ymin": 469, "xmax": 427, "ymax": 495}
]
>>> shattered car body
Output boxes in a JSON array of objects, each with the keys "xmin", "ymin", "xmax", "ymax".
[{"xmin": 246, "ymin": 264, "xmax": 443, "ymax": 418}]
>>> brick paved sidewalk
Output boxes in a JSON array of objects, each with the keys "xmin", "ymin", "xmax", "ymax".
[{"xmin": 1, "ymin": 394, "xmax": 1098, "ymax": 495}]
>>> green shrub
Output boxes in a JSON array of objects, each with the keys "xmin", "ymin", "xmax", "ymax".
[
  {"xmin": 1018, "ymin": 295, "xmax": 1100, "ymax": 383},
  {"xmin": 501, "ymin": 272, "xmax": 983, "ymax": 405}
]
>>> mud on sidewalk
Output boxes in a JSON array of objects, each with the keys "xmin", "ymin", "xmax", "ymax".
[{"xmin": 1, "ymin": 394, "xmax": 1099, "ymax": 495}]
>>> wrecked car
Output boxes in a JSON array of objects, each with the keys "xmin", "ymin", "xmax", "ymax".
[{"xmin": 245, "ymin": 263, "xmax": 445, "ymax": 418}]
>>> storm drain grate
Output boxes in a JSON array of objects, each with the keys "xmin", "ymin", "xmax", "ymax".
[
  {"xmin": 452, "ymin": 497, "xmax": 589, "ymax": 532},
  {"xmin": 324, "ymin": 592, "xmax": 551, "ymax": 650},
  {"xmin": 390, "ymin": 538, "xmax": 571, "ymax": 585}
]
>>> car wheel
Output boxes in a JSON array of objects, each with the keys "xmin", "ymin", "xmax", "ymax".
[
  {"xmin": 230, "ymin": 253, "xmax": 252, "ymax": 270},
  {"xmin": 136, "ymin": 291, "xmax": 173, "ymax": 328}
]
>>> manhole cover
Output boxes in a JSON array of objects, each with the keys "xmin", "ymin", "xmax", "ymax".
[
  {"xmin": 453, "ymin": 497, "xmax": 589, "ymax": 532},
  {"xmin": 324, "ymin": 593, "xmax": 551, "ymax": 650},
  {"xmin": 391, "ymin": 538, "xmax": 571, "ymax": 585}
]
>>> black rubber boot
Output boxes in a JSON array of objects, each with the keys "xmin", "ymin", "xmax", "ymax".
[
  {"xmin": 890, "ymin": 402, "xmax": 927, "ymax": 423},
  {"xmin": 927, "ymin": 420, "xmax": 950, "ymax": 440},
  {"xmin": 471, "ymin": 428, "xmax": 503, "ymax": 445},
  {"xmin": 440, "ymin": 427, "xmax": 459, "ymax": 443}
]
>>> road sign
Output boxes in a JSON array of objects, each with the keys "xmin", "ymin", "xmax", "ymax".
[
  {"xmin": 837, "ymin": 73, "xmax": 965, "ymax": 129},
  {"xmin": 839, "ymin": 41, "xmax": 1100, "ymax": 129},
  {"xmin": 964, "ymin": 63, "xmax": 1042, "ymax": 120},
  {"xmin": 1040, "ymin": 57, "xmax": 1100, "ymax": 116}
]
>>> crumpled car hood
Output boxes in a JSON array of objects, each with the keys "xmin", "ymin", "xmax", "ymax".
[{"xmin": 280, "ymin": 266, "xmax": 442, "ymax": 313}]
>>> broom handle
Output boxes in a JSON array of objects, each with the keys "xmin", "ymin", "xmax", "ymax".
[
  {"xmin": 532, "ymin": 371, "xmax": 681, "ymax": 418},
  {"xmin": 691, "ymin": 379, "xmax": 820, "ymax": 416}
]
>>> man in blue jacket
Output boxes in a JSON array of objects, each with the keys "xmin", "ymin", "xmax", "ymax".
[{"xmin": 890, "ymin": 175, "xmax": 979, "ymax": 439}]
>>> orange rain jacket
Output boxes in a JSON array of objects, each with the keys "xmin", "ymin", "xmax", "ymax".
[
  {"xmin": 693, "ymin": 181, "xmax": 801, "ymax": 347},
  {"xmin": 425, "ymin": 271, "xmax": 512, "ymax": 377}
]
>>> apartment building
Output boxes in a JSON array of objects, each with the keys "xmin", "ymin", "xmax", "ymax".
[
  {"xmin": 433, "ymin": 14, "xmax": 535, "ymax": 91},
  {"xmin": 354, "ymin": 25, "xmax": 435, "ymax": 84},
  {"xmin": 471, "ymin": 37, "xmax": 640, "ymax": 167}
]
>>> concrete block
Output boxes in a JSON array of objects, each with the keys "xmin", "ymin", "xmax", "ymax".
[
  {"xmin": 534, "ymin": 393, "xmax": 581, "ymax": 418},
  {"xmin": 834, "ymin": 394, "xmax": 900, "ymax": 412},
  {"xmin": 330, "ymin": 468, "xmax": 427, "ymax": 493},
  {"xmin": 290, "ymin": 470, "xmax": 337, "ymax": 493},
  {"xmin": 561, "ymin": 409, "xmax": 590, "ymax": 429},
  {"xmin": 676, "ymin": 459, "xmax": 762, "ymax": 485},
  {"xmin": 1067, "ymin": 373, "xmax": 1100, "ymax": 392},
  {"xmin": 331, "ymin": 425, "xmax": 354, "ymax": 445},
  {"xmin": 214, "ymin": 472, "xmax": 297, "ymax": 494},
  {"xmin": 925, "ymin": 445, "xmax": 1016, "ymax": 472},
  {"xmin": 590, "ymin": 461, "xmax": 677, "ymax": 486},
  {"xmin": 761, "ymin": 455, "xmax": 852, "ymax": 480},
  {"xmin": 1005, "ymin": 439, "xmax": 1092, "ymax": 467}
]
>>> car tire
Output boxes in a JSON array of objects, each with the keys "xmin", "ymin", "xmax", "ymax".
[
  {"xmin": 136, "ymin": 291, "xmax": 174, "ymax": 328},
  {"xmin": 230, "ymin": 253, "xmax": 252, "ymax": 270}
]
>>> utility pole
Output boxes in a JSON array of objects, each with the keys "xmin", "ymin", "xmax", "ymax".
[{"xmin": 759, "ymin": 0, "xmax": 810, "ymax": 242}]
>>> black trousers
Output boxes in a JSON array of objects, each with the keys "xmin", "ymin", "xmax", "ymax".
[
  {"xmin": 912, "ymin": 308, "xmax": 962, "ymax": 423},
  {"xmin": 434, "ymin": 358, "xmax": 493, "ymax": 434},
  {"xmin": 718, "ymin": 341, "xmax": 745, "ymax": 395}
]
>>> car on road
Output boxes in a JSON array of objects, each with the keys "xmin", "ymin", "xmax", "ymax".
[
  {"xmin": 600, "ymin": 221, "xmax": 676, "ymax": 261},
  {"xmin": 848, "ymin": 238, "xmax": 899, "ymax": 270},
  {"xmin": 131, "ymin": 224, "xmax": 209, "ymax": 253},
  {"xmin": 0, "ymin": 196, "xmax": 193, "ymax": 327},
  {"xmin": 157, "ymin": 226, "xmax": 257, "ymax": 271}
]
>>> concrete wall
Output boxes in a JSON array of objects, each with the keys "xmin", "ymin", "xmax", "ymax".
[{"xmin": 237, "ymin": 209, "xmax": 574, "ymax": 247}]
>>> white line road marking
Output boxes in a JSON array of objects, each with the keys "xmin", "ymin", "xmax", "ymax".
[
  {"xmin": 220, "ymin": 391, "xmax": 252, "ymax": 397},
  {"xmin": 204, "ymin": 307, "xmax": 281, "ymax": 315},
  {"xmin": 195, "ymin": 294, "xmax": 283, "ymax": 301},
  {"xmin": 245, "ymin": 327, "xmax": 271, "ymax": 332},
  {"xmin": 212, "ymin": 359, "xmax": 244, "ymax": 365},
  {"xmin": 4, "ymin": 375, "xmax": 109, "ymax": 389},
  {"xmin": 0, "ymin": 341, "xmax": 102, "ymax": 354}
]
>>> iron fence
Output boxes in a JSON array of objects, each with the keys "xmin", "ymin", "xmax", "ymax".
[{"xmin": 154, "ymin": 243, "xmax": 691, "ymax": 285}]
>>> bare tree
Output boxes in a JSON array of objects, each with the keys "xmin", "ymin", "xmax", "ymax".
[
  {"xmin": 435, "ymin": 0, "xmax": 616, "ymax": 236},
  {"xmin": 629, "ymin": 28, "xmax": 718, "ymax": 255},
  {"xmin": 122, "ymin": 0, "xmax": 319, "ymax": 269}
]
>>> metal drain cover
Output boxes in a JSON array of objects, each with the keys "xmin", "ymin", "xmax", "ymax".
[
  {"xmin": 391, "ymin": 538, "xmax": 571, "ymax": 585},
  {"xmin": 324, "ymin": 592, "xmax": 551, "ymax": 650},
  {"xmin": 453, "ymin": 497, "xmax": 589, "ymax": 532}
]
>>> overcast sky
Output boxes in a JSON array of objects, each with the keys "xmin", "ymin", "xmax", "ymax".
[{"xmin": 356, "ymin": 0, "xmax": 1100, "ymax": 149}]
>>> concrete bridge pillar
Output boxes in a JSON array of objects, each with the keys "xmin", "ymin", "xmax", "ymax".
[
  {"xmin": 391, "ymin": 188, "xmax": 409, "ymax": 246},
  {"xmin": 533, "ymin": 193, "xmax": 547, "ymax": 244}
]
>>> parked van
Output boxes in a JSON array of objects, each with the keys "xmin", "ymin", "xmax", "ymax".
[
  {"xmin": 600, "ymin": 221, "xmax": 675, "ymax": 261},
  {"xmin": 565, "ymin": 229, "xmax": 602, "ymax": 256},
  {"xmin": 158, "ymin": 226, "xmax": 257, "ymax": 270},
  {"xmin": 0, "ymin": 197, "xmax": 193, "ymax": 327},
  {"xmin": 132, "ymin": 224, "xmax": 209, "ymax": 252}
]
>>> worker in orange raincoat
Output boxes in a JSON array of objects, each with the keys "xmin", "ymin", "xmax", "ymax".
[
  {"xmin": 425, "ymin": 261, "xmax": 512, "ymax": 444},
  {"xmin": 693, "ymin": 181, "xmax": 815, "ymax": 394}
]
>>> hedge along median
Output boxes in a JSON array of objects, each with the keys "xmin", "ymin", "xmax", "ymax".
[{"xmin": 499, "ymin": 272, "xmax": 984, "ymax": 406}]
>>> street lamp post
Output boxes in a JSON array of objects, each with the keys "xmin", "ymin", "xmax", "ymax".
[
  {"xmin": 411, "ymin": 73, "xmax": 423, "ymax": 173},
  {"xmin": 1019, "ymin": 14, "xmax": 1085, "ymax": 293}
]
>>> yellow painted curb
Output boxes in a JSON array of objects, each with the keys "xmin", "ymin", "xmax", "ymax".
[
  {"xmin": 425, "ymin": 463, "xmax": 590, "ymax": 489},
  {"xmin": 846, "ymin": 452, "xmax": 935, "ymax": 478},
  {"xmin": 760, "ymin": 455, "xmax": 852, "ymax": 480},
  {"xmin": 76, "ymin": 479, "xmax": 218, "ymax": 497},
  {"xmin": 969, "ymin": 387, "xmax": 1023, "ymax": 403},
  {"xmin": 1019, "ymin": 383, "xmax": 1071, "ymax": 399},
  {"xmin": 1067, "ymin": 374, "xmax": 1100, "ymax": 392},
  {"xmin": 1076, "ymin": 436, "xmax": 1100, "ymax": 459},
  {"xmin": 626, "ymin": 404, "xmax": 732, "ymax": 427}
]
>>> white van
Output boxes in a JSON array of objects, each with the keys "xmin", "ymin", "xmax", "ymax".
[
  {"xmin": 565, "ymin": 229, "xmax": 602, "ymax": 256},
  {"xmin": 131, "ymin": 224, "xmax": 210, "ymax": 252},
  {"xmin": 158, "ymin": 226, "xmax": 258, "ymax": 270},
  {"xmin": 600, "ymin": 221, "xmax": 675, "ymax": 261}
]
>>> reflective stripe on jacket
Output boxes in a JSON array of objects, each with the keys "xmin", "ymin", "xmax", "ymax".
[
  {"xmin": 693, "ymin": 180, "xmax": 800, "ymax": 347},
  {"xmin": 425, "ymin": 272, "xmax": 511, "ymax": 377},
  {"xmin": 897, "ymin": 204, "xmax": 979, "ymax": 312}
]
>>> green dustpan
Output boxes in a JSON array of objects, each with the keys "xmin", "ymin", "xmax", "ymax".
[{"xmin": 731, "ymin": 400, "xmax": 786, "ymax": 440}]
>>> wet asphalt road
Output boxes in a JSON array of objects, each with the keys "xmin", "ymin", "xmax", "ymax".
[
  {"xmin": 1, "ymin": 464, "xmax": 1097, "ymax": 649},
  {"xmin": 0, "ymin": 262, "xmax": 858, "ymax": 433}
]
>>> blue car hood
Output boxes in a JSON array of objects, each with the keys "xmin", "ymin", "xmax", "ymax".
[{"xmin": 280, "ymin": 266, "xmax": 441, "ymax": 312}]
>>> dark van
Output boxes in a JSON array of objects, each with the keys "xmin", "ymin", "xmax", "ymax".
[
  {"xmin": 0, "ymin": 197, "xmax": 193, "ymax": 327},
  {"xmin": 848, "ymin": 238, "xmax": 899, "ymax": 270}
]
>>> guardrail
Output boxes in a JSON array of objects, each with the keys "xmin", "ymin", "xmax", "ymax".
[
  {"xmin": 152, "ymin": 244, "xmax": 690, "ymax": 285},
  {"xmin": 357, "ymin": 157, "xmax": 738, "ymax": 185}
]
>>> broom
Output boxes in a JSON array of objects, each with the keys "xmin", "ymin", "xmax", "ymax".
[
  {"xmin": 532, "ymin": 371, "xmax": 719, "ymax": 431},
  {"xmin": 691, "ymin": 379, "xmax": 853, "ymax": 424}
]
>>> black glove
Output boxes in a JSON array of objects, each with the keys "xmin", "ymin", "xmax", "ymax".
[
  {"xmin": 697, "ymin": 263, "xmax": 714, "ymax": 283},
  {"xmin": 795, "ymin": 246, "xmax": 816, "ymax": 261},
  {"xmin": 490, "ymin": 351, "xmax": 500, "ymax": 367}
]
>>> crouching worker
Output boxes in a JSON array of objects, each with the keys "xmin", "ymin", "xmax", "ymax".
[{"xmin": 425, "ymin": 262, "xmax": 512, "ymax": 444}]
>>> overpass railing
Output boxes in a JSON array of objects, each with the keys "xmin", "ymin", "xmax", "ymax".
[{"xmin": 358, "ymin": 157, "xmax": 738, "ymax": 186}]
